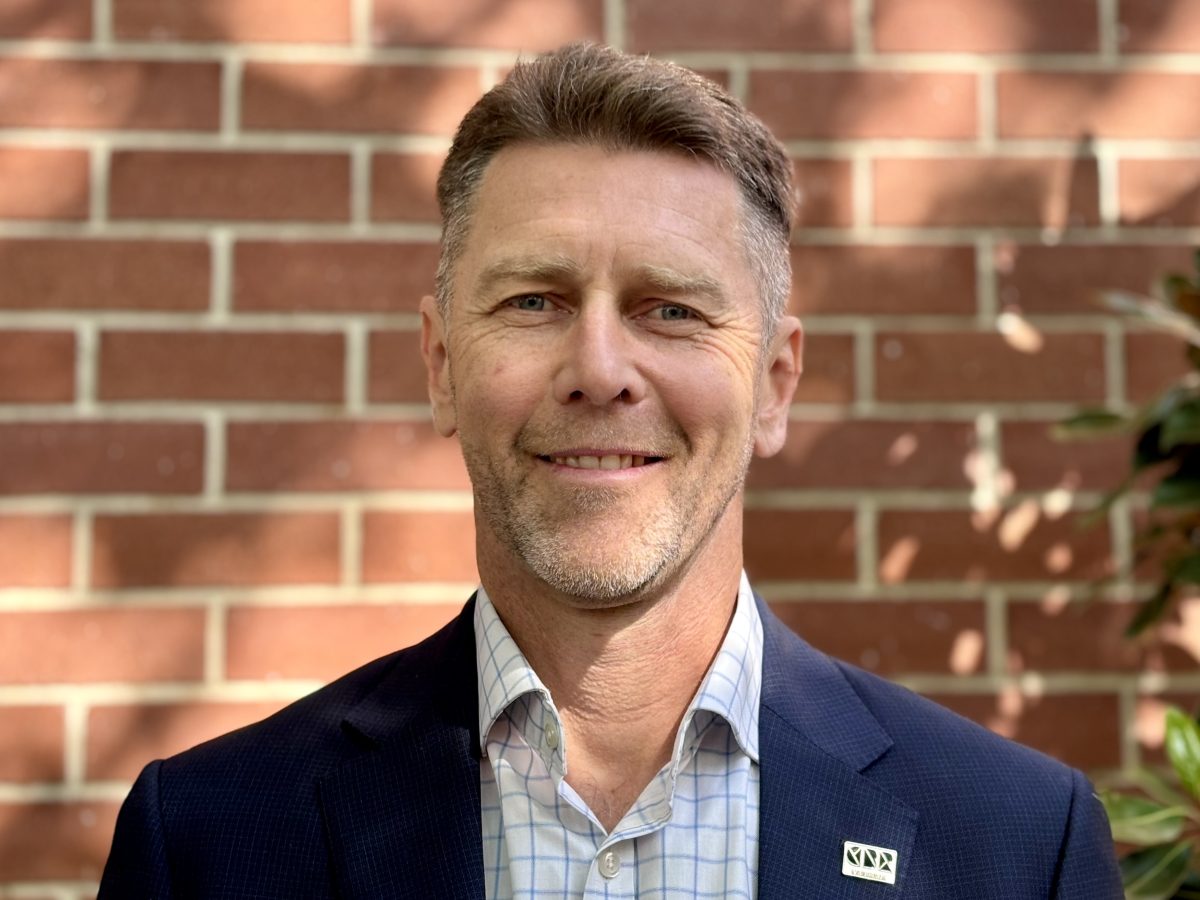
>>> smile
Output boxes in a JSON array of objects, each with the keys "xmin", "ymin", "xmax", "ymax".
[{"xmin": 540, "ymin": 454, "xmax": 663, "ymax": 470}]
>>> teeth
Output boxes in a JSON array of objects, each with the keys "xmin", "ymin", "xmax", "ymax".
[{"xmin": 551, "ymin": 454, "xmax": 650, "ymax": 470}]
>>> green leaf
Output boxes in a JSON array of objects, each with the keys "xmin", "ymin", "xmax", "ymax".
[
  {"xmin": 1176, "ymin": 555, "xmax": 1200, "ymax": 585},
  {"xmin": 1152, "ymin": 473, "xmax": 1200, "ymax": 509},
  {"xmin": 1055, "ymin": 410, "xmax": 1133, "ymax": 439},
  {"xmin": 1101, "ymin": 792, "xmax": 1186, "ymax": 844},
  {"xmin": 1139, "ymin": 425, "xmax": 1174, "ymax": 471},
  {"xmin": 1126, "ymin": 583, "xmax": 1174, "ymax": 637},
  {"xmin": 1120, "ymin": 842, "xmax": 1192, "ymax": 900},
  {"xmin": 1162, "ymin": 403, "xmax": 1200, "ymax": 451},
  {"xmin": 1127, "ymin": 768, "xmax": 1200, "ymax": 816},
  {"xmin": 1165, "ymin": 708, "xmax": 1200, "ymax": 802}
]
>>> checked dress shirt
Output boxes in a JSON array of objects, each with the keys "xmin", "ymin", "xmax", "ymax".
[{"xmin": 474, "ymin": 574, "xmax": 764, "ymax": 899}]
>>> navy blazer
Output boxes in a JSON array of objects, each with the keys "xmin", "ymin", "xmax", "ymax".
[{"xmin": 99, "ymin": 596, "xmax": 1122, "ymax": 898}]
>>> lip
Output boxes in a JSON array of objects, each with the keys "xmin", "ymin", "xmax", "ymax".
[{"xmin": 534, "ymin": 450, "xmax": 667, "ymax": 479}]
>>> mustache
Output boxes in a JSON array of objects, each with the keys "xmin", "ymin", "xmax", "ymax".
[{"xmin": 515, "ymin": 417, "xmax": 690, "ymax": 458}]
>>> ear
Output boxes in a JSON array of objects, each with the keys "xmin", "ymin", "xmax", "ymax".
[
  {"xmin": 420, "ymin": 294, "xmax": 458, "ymax": 437},
  {"xmin": 753, "ymin": 316, "xmax": 803, "ymax": 458}
]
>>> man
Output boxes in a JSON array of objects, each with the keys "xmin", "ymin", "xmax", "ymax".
[{"xmin": 100, "ymin": 43, "xmax": 1122, "ymax": 898}]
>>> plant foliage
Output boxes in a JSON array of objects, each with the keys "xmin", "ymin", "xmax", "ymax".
[{"xmin": 1056, "ymin": 250, "xmax": 1200, "ymax": 637}]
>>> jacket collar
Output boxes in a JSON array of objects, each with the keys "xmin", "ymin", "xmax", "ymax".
[{"xmin": 317, "ymin": 593, "xmax": 919, "ymax": 898}]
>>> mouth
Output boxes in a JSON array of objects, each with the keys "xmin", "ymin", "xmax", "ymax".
[{"xmin": 537, "ymin": 453, "xmax": 665, "ymax": 470}]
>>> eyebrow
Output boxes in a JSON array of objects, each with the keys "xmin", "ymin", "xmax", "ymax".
[
  {"xmin": 475, "ymin": 255, "xmax": 583, "ymax": 295},
  {"xmin": 636, "ymin": 264, "xmax": 729, "ymax": 306}
]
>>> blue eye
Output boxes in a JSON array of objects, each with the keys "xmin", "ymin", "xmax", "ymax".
[
  {"xmin": 653, "ymin": 304, "xmax": 693, "ymax": 321},
  {"xmin": 511, "ymin": 295, "xmax": 547, "ymax": 311}
]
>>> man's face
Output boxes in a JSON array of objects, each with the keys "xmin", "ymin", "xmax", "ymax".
[{"xmin": 421, "ymin": 143, "xmax": 801, "ymax": 605}]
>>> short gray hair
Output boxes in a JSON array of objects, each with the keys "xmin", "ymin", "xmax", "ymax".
[{"xmin": 435, "ymin": 43, "xmax": 793, "ymax": 328}]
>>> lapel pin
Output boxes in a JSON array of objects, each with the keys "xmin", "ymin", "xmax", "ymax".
[{"xmin": 842, "ymin": 840, "xmax": 898, "ymax": 885}]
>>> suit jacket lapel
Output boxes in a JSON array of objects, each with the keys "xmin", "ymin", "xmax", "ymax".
[
  {"xmin": 317, "ymin": 599, "xmax": 485, "ymax": 900},
  {"xmin": 756, "ymin": 597, "xmax": 919, "ymax": 899}
]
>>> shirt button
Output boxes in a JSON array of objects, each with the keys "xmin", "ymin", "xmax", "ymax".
[
  {"xmin": 544, "ymin": 719, "xmax": 559, "ymax": 749},
  {"xmin": 598, "ymin": 849, "xmax": 620, "ymax": 879}
]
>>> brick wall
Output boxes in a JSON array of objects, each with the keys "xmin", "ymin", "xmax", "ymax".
[{"xmin": 2, "ymin": 0, "xmax": 1199, "ymax": 891}]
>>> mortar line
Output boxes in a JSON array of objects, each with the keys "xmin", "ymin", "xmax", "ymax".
[
  {"xmin": 93, "ymin": 0, "xmax": 112, "ymax": 46},
  {"xmin": 855, "ymin": 499, "xmax": 878, "ymax": 589},
  {"xmin": 1098, "ymin": 150, "xmax": 1121, "ymax": 228},
  {"xmin": 977, "ymin": 68, "xmax": 996, "ymax": 150},
  {"xmin": 70, "ymin": 508, "xmax": 92, "ymax": 593},
  {"xmin": 203, "ymin": 410, "xmax": 226, "ymax": 500},
  {"xmin": 205, "ymin": 600, "xmax": 227, "ymax": 684},
  {"xmin": 208, "ymin": 227, "xmax": 233, "ymax": 319},
  {"xmin": 852, "ymin": 0, "xmax": 874, "ymax": 60},
  {"xmin": 220, "ymin": 54, "xmax": 242, "ymax": 140},
  {"xmin": 74, "ymin": 319, "xmax": 98, "ymax": 412},
  {"xmin": 853, "ymin": 320, "xmax": 876, "ymax": 413},
  {"xmin": 1118, "ymin": 682, "xmax": 1140, "ymax": 771},
  {"xmin": 1103, "ymin": 316, "xmax": 1125, "ymax": 408},
  {"xmin": 350, "ymin": 142, "xmax": 371, "ymax": 228},
  {"xmin": 352, "ymin": 0, "xmax": 373, "ymax": 47},
  {"xmin": 1098, "ymin": 0, "xmax": 1120, "ymax": 60},
  {"xmin": 975, "ymin": 235, "xmax": 998, "ymax": 321},
  {"xmin": 342, "ymin": 501, "xmax": 364, "ymax": 587},
  {"xmin": 850, "ymin": 151, "xmax": 873, "ymax": 232},
  {"xmin": 344, "ymin": 319, "xmax": 368, "ymax": 414},
  {"xmin": 88, "ymin": 142, "xmax": 109, "ymax": 225},
  {"xmin": 984, "ymin": 588, "xmax": 1008, "ymax": 679},
  {"xmin": 62, "ymin": 701, "xmax": 88, "ymax": 787},
  {"xmin": 604, "ymin": 0, "xmax": 626, "ymax": 50},
  {"xmin": 726, "ymin": 60, "xmax": 750, "ymax": 104}
]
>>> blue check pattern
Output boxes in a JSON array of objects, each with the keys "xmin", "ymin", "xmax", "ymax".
[{"xmin": 474, "ymin": 574, "xmax": 763, "ymax": 899}]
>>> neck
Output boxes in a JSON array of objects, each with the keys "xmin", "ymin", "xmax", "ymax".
[{"xmin": 477, "ymin": 508, "xmax": 744, "ymax": 830}]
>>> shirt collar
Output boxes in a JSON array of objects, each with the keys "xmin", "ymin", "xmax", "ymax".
[{"xmin": 473, "ymin": 572, "xmax": 763, "ymax": 763}]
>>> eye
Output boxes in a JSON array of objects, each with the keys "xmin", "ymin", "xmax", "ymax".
[
  {"xmin": 648, "ymin": 304, "xmax": 696, "ymax": 321},
  {"xmin": 509, "ymin": 294, "xmax": 548, "ymax": 312}
]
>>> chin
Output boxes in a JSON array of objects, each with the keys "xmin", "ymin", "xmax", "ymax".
[{"xmin": 519, "ymin": 540, "xmax": 679, "ymax": 606}]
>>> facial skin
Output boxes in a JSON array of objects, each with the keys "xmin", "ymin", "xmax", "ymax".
[{"xmin": 421, "ymin": 143, "xmax": 802, "ymax": 608}]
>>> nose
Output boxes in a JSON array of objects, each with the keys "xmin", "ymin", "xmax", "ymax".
[{"xmin": 551, "ymin": 301, "xmax": 646, "ymax": 406}]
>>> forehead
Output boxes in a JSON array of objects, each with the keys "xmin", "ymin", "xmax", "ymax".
[{"xmin": 455, "ymin": 143, "xmax": 751, "ymax": 295}]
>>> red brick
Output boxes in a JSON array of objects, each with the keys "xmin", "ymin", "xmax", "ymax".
[
  {"xmin": 234, "ymin": 241, "xmax": 438, "ymax": 312},
  {"xmin": 0, "ymin": 707, "xmax": 63, "ymax": 781},
  {"xmin": 792, "ymin": 245, "xmax": 976, "ymax": 316},
  {"xmin": 0, "ymin": 239, "xmax": 209, "ymax": 311},
  {"xmin": 109, "ymin": 151, "xmax": 350, "ymax": 222},
  {"xmin": 0, "ymin": 331, "xmax": 74, "ymax": 403},
  {"xmin": 874, "ymin": 0, "xmax": 1098, "ymax": 52},
  {"xmin": 0, "ymin": 0, "xmax": 91, "ymax": 38},
  {"xmin": 771, "ymin": 599, "xmax": 986, "ymax": 674},
  {"xmin": 243, "ymin": 63, "xmax": 481, "ymax": 136},
  {"xmin": 98, "ymin": 331, "xmax": 344, "ymax": 403},
  {"xmin": 793, "ymin": 333, "xmax": 855, "ymax": 404},
  {"xmin": 0, "ymin": 59, "xmax": 219, "ymax": 131},
  {"xmin": 1120, "ymin": 0, "xmax": 1200, "ymax": 52},
  {"xmin": 628, "ymin": 0, "xmax": 852, "ymax": 51},
  {"xmin": 1001, "ymin": 420, "xmax": 1131, "ymax": 492},
  {"xmin": 226, "ymin": 421, "xmax": 468, "ymax": 491},
  {"xmin": 874, "ymin": 157, "xmax": 1100, "ymax": 228},
  {"xmin": 87, "ymin": 702, "xmax": 287, "ymax": 781},
  {"xmin": 874, "ymin": 331, "xmax": 1106, "ymax": 403},
  {"xmin": 368, "ymin": 329, "xmax": 428, "ymax": 403},
  {"xmin": 371, "ymin": 152, "xmax": 443, "ymax": 222},
  {"xmin": 227, "ymin": 603, "xmax": 462, "ymax": 681},
  {"xmin": 997, "ymin": 243, "xmax": 1196, "ymax": 315},
  {"xmin": 1119, "ymin": 159, "xmax": 1200, "ymax": 227},
  {"xmin": 0, "ymin": 609, "xmax": 203, "ymax": 684},
  {"xmin": 749, "ymin": 420, "xmax": 976, "ymax": 489},
  {"xmin": 114, "ymin": 0, "xmax": 351, "ymax": 42},
  {"xmin": 749, "ymin": 71, "xmax": 976, "ymax": 140},
  {"xmin": 0, "ymin": 515, "xmax": 71, "ymax": 588},
  {"xmin": 999, "ymin": 72, "xmax": 1200, "ymax": 139},
  {"xmin": 0, "ymin": 802, "xmax": 117, "ymax": 880},
  {"xmin": 793, "ymin": 160, "xmax": 853, "ymax": 229},
  {"xmin": 1008, "ymin": 600, "xmax": 1196, "ymax": 673},
  {"xmin": 1127, "ymin": 332, "xmax": 1192, "ymax": 403},
  {"xmin": 0, "ymin": 147, "xmax": 88, "ymax": 220},
  {"xmin": 372, "ymin": 0, "xmax": 602, "ymax": 48},
  {"xmin": 744, "ymin": 509, "xmax": 857, "ymax": 581},
  {"xmin": 92, "ymin": 513, "xmax": 340, "ymax": 587},
  {"xmin": 931, "ymin": 692, "xmax": 1120, "ymax": 769},
  {"xmin": 877, "ymin": 509, "xmax": 1112, "ymax": 583},
  {"xmin": 362, "ymin": 511, "xmax": 478, "ymax": 582},
  {"xmin": 0, "ymin": 423, "xmax": 203, "ymax": 495}
]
